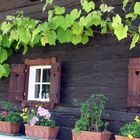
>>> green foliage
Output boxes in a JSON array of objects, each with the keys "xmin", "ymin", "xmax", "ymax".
[
  {"xmin": 5, "ymin": 112, "xmax": 21, "ymax": 123},
  {"xmin": 73, "ymin": 94, "xmax": 108, "ymax": 132},
  {"xmin": 38, "ymin": 118, "xmax": 55, "ymax": 126},
  {"xmin": 112, "ymin": 14, "xmax": 128, "ymax": 40},
  {"xmin": 21, "ymin": 108, "xmax": 36, "ymax": 124},
  {"xmin": 81, "ymin": 0, "xmax": 95, "ymax": 13},
  {"xmin": 0, "ymin": 0, "xmax": 139, "ymax": 78},
  {"xmin": 2, "ymin": 101, "xmax": 12, "ymax": 111},
  {"xmin": 0, "ymin": 101, "xmax": 22, "ymax": 123},
  {"xmin": 123, "ymin": 0, "xmax": 129, "ymax": 10},
  {"xmin": 120, "ymin": 116, "xmax": 140, "ymax": 138},
  {"xmin": 100, "ymin": 4, "xmax": 114, "ymax": 13},
  {"xmin": 54, "ymin": 6, "xmax": 65, "ymax": 15},
  {"xmin": 134, "ymin": 2, "xmax": 140, "ymax": 15}
]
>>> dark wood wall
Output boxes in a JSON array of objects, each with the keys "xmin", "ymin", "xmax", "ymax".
[{"xmin": 0, "ymin": 1, "xmax": 140, "ymax": 140}]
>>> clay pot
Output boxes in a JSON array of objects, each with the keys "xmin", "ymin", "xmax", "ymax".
[
  {"xmin": 72, "ymin": 130, "xmax": 111, "ymax": 140},
  {"xmin": 25, "ymin": 124, "xmax": 59, "ymax": 139},
  {"xmin": 115, "ymin": 135, "xmax": 140, "ymax": 140},
  {"xmin": 0, "ymin": 121, "xmax": 20, "ymax": 134}
]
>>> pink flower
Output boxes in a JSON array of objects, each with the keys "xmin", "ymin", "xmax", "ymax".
[
  {"xmin": 2, "ymin": 111, "xmax": 8, "ymax": 118},
  {"xmin": 37, "ymin": 106, "xmax": 51, "ymax": 119},
  {"xmin": 30, "ymin": 116, "xmax": 39, "ymax": 126}
]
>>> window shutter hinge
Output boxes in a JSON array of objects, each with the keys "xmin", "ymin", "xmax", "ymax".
[
  {"xmin": 25, "ymin": 68, "xmax": 28, "ymax": 73},
  {"xmin": 24, "ymin": 92, "xmax": 26, "ymax": 96}
]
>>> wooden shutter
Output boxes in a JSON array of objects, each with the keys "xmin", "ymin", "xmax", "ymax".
[
  {"xmin": 9, "ymin": 64, "xmax": 25, "ymax": 101},
  {"xmin": 50, "ymin": 62, "xmax": 61, "ymax": 104},
  {"xmin": 127, "ymin": 58, "xmax": 140, "ymax": 107}
]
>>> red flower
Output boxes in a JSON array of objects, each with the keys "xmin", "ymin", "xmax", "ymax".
[{"xmin": 1, "ymin": 111, "xmax": 8, "ymax": 118}]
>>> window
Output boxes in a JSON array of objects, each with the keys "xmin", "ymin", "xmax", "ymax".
[
  {"xmin": 28, "ymin": 65, "xmax": 51, "ymax": 101},
  {"xmin": 8, "ymin": 57, "xmax": 61, "ymax": 109}
]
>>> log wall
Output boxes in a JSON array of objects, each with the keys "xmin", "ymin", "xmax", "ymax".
[{"xmin": 0, "ymin": 1, "xmax": 140, "ymax": 140}]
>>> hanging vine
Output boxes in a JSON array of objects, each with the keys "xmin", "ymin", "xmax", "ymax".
[{"xmin": 0, "ymin": 0, "xmax": 139, "ymax": 78}]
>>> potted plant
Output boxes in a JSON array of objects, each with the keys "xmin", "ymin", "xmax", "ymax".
[
  {"xmin": 72, "ymin": 94, "xmax": 111, "ymax": 140},
  {"xmin": 0, "ymin": 101, "xmax": 22, "ymax": 134},
  {"xmin": 21, "ymin": 106, "xmax": 59, "ymax": 139},
  {"xmin": 115, "ymin": 116, "xmax": 140, "ymax": 140}
]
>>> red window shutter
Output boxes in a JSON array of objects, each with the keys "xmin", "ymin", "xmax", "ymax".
[
  {"xmin": 50, "ymin": 62, "xmax": 61, "ymax": 104},
  {"xmin": 9, "ymin": 64, "xmax": 25, "ymax": 101},
  {"xmin": 127, "ymin": 58, "xmax": 140, "ymax": 107}
]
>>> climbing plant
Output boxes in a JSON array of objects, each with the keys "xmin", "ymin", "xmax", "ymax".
[{"xmin": 0, "ymin": 0, "xmax": 139, "ymax": 78}]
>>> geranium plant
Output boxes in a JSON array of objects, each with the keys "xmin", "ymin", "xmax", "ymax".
[
  {"xmin": 119, "ymin": 116, "xmax": 140, "ymax": 138},
  {"xmin": 73, "ymin": 94, "xmax": 108, "ymax": 133},
  {"xmin": 0, "ymin": 101, "xmax": 21, "ymax": 123},
  {"xmin": 21, "ymin": 106, "xmax": 55, "ymax": 126}
]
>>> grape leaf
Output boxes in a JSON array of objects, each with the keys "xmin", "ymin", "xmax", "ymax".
[
  {"xmin": 9, "ymin": 30, "xmax": 19, "ymax": 41},
  {"xmin": 81, "ymin": 0, "xmax": 95, "ymax": 13},
  {"xmin": 0, "ymin": 48, "xmax": 8, "ymax": 64},
  {"xmin": 3, "ymin": 63, "xmax": 10, "ymax": 77},
  {"xmin": 123, "ymin": 0, "xmax": 129, "ymax": 10},
  {"xmin": 60, "ymin": 15, "xmax": 74, "ymax": 30},
  {"xmin": 114, "ymin": 25, "xmax": 128, "ymax": 40},
  {"xmin": 130, "ymin": 34, "xmax": 139, "ymax": 49},
  {"xmin": 70, "ymin": 9, "xmax": 81, "ymax": 20},
  {"xmin": 72, "ymin": 22, "xmax": 83, "ymax": 35},
  {"xmin": 91, "ymin": 11, "xmax": 102, "ymax": 26},
  {"xmin": 54, "ymin": 6, "xmax": 65, "ymax": 15},
  {"xmin": 48, "ymin": 16, "xmax": 64, "ymax": 30},
  {"xmin": 37, "ymin": 22, "xmax": 48, "ymax": 32},
  {"xmin": 82, "ymin": 34, "xmax": 89, "ymax": 45},
  {"xmin": 0, "ymin": 64, "xmax": 5, "ymax": 78},
  {"xmin": 48, "ymin": 10, "xmax": 53, "ymax": 21},
  {"xmin": 71, "ymin": 35, "xmax": 82, "ymax": 45},
  {"xmin": 18, "ymin": 28, "xmax": 31, "ymax": 44},
  {"xmin": 112, "ymin": 14, "xmax": 122, "ymax": 28},
  {"xmin": 2, "ymin": 35, "xmax": 11, "ymax": 48},
  {"xmin": 57, "ymin": 28, "xmax": 72, "ymax": 43},
  {"xmin": 1, "ymin": 22, "xmax": 12, "ymax": 34},
  {"xmin": 138, "ymin": 25, "xmax": 140, "ymax": 33},
  {"xmin": 41, "ymin": 32, "xmax": 48, "ymax": 46},
  {"xmin": 48, "ymin": 30, "xmax": 57, "ymax": 45},
  {"xmin": 134, "ymin": 2, "xmax": 140, "ymax": 15},
  {"xmin": 85, "ymin": 28, "xmax": 93, "ymax": 36},
  {"xmin": 125, "ymin": 13, "xmax": 137, "ymax": 21},
  {"xmin": 100, "ymin": 4, "xmax": 114, "ymax": 13}
]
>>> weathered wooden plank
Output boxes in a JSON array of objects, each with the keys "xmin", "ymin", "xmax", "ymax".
[
  {"xmin": 0, "ymin": 0, "xmax": 80, "ymax": 21},
  {"xmin": 0, "ymin": 0, "xmax": 40, "ymax": 13},
  {"xmin": 53, "ymin": 106, "xmax": 139, "ymax": 123},
  {"xmin": 60, "ymin": 85, "xmax": 127, "ymax": 110}
]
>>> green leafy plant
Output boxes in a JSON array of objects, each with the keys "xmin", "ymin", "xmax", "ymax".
[
  {"xmin": 0, "ymin": 101, "xmax": 22, "ymax": 123},
  {"xmin": 21, "ymin": 106, "xmax": 55, "ymax": 127},
  {"xmin": 119, "ymin": 116, "xmax": 140, "ymax": 138},
  {"xmin": 0, "ymin": 0, "xmax": 140, "ymax": 78},
  {"xmin": 73, "ymin": 94, "xmax": 108, "ymax": 133}
]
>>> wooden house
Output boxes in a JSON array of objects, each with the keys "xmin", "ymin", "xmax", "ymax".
[{"xmin": 0, "ymin": 0, "xmax": 140, "ymax": 140}]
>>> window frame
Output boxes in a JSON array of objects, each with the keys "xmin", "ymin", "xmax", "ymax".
[
  {"xmin": 28, "ymin": 65, "xmax": 51, "ymax": 102},
  {"xmin": 22, "ymin": 57, "xmax": 61, "ymax": 109}
]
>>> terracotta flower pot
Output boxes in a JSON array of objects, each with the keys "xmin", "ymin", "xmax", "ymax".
[
  {"xmin": 72, "ymin": 129, "xmax": 111, "ymax": 140},
  {"xmin": 25, "ymin": 124, "xmax": 59, "ymax": 139},
  {"xmin": 0, "ymin": 121, "xmax": 20, "ymax": 134},
  {"xmin": 115, "ymin": 135, "xmax": 140, "ymax": 140}
]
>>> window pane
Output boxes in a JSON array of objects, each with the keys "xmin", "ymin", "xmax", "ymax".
[
  {"xmin": 35, "ymin": 69, "xmax": 41, "ymax": 82},
  {"xmin": 41, "ymin": 84, "xmax": 50, "ymax": 99},
  {"xmin": 34, "ymin": 85, "xmax": 40, "ymax": 98},
  {"xmin": 42, "ymin": 69, "xmax": 50, "ymax": 82}
]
